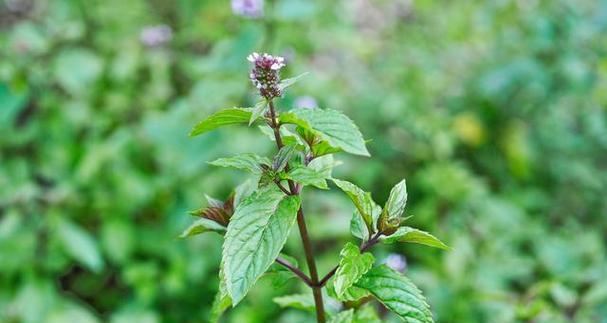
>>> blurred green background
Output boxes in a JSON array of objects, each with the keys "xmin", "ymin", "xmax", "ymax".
[{"xmin": 1, "ymin": 0, "xmax": 607, "ymax": 322}]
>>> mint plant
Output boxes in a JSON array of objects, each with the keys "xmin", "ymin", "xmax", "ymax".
[{"xmin": 181, "ymin": 52, "xmax": 448, "ymax": 323}]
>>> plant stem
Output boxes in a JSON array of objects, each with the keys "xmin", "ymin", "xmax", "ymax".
[
  {"xmin": 268, "ymin": 100, "xmax": 326, "ymax": 323},
  {"xmin": 275, "ymin": 257, "xmax": 313, "ymax": 286}
]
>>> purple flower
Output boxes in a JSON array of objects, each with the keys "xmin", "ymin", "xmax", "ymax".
[
  {"xmin": 231, "ymin": 0, "xmax": 264, "ymax": 19},
  {"xmin": 139, "ymin": 25, "xmax": 172, "ymax": 47},
  {"xmin": 247, "ymin": 52, "xmax": 286, "ymax": 99},
  {"xmin": 294, "ymin": 96, "xmax": 318, "ymax": 109},
  {"xmin": 384, "ymin": 253, "xmax": 407, "ymax": 273}
]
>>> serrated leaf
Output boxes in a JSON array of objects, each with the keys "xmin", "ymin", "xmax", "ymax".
[
  {"xmin": 179, "ymin": 218, "xmax": 226, "ymax": 238},
  {"xmin": 56, "ymin": 219, "xmax": 104, "ymax": 273},
  {"xmin": 334, "ymin": 243, "xmax": 374, "ymax": 298},
  {"xmin": 332, "ymin": 179, "xmax": 380, "ymax": 233},
  {"xmin": 329, "ymin": 309, "xmax": 354, "ymax": 323},
  {"xmin": 354, "ymin": 265, "xmax": 434, "ymax": 323},
  {"xmin": 381, "ymin": 178, "xmax": 407, "ymax": 223},
  {"xmin": 250, "ymin": 100, "xmax": 268, "ymax": 125},
  {"xmin": 382, "ymin": 227, "xmax": 449, "ymax": 250},
  {"xmin": 273, "ymin": 144, "xmax": 298, "ymax": 171},
  {"xmin": 209, "ymin": 153, "xmax": 271, "ymax": 173},
  {"xmin": 280, "ymin": 108, "xmax": 370, "ymax": 156},
  {"xmin": 222, "ymin": 187, "xmax": 301, "ymax": 305},
  {"xmin": 273, "ymin": 293, "xmax": 315, "ymax": 312},
  {"xmin": 279, "ymin": 72, "xmax": 309, "ymax": 91},
  {"xmin": 284, "ymin": 165, "xmax": 329, "ymax": 189},
  {"xmin": 190, "ymin": 108, "xmax": 253, "ymax": 136},
  {"xmin": 210, "ymin": 267, "xmax": 231, "ymax": 323}
]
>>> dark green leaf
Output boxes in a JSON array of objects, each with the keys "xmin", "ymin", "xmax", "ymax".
[
  {"xmin": 280, "ymin": 108, "xmax": 370, "ymax": 156},
  {"xmin": 209, "ymin": 153, "xmax": 271, "ymax": 173},
  {"xmin": 355, "ymin": 265, "xmax": 434, "ymax": 323},
  {"xmin": 222, "ymin": 187, "xmax": 301, "ymax": 304},
  {"xmin": 380, "ymin": 178, "xmax": 407, "ymax": 223},
  {"xmin": 382, "ymin": 227, "xmax": 449, "ymax": 250},
  {"xmin": 190, "ymin": 108, "xmax": 252, "ymax": 137},
  {"xmin": 273, "ymin": 144, "xmax": 299, "ymax": 171}
]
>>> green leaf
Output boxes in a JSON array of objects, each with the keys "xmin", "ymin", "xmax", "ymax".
[
  {"xmin": 273, "ymin": 144, "xmax": 299, "ymax": 171},
  {"xmin": 234, "ymin": 178, "xmax": 258, "ymax": 207},
  {"xmin": 280, "ymin": 108, "xmax": 370, "ymax": 156},
  {"xmin": 209, "ymin": 153, "xmax": 271, "ymax": 173},
  {"xmin": 258, "ymin": 125, "xmax": 304, "ymax": 146},
  {"xmin": 332, "ymin": 179, "xmax": 380, "ymax": 233},
  {"xmin": 250, "ymin": 100, "xmax": 268, "ymax": 125},
  {"xmin": 190, "ymin": 108, "xmax": 252, "ymax": 137},
  {"xmin": 179, "ymin": 218, "xmax": 226, "ymax": 238},
  {"xmin": 279, "ymin": 72, "xmax": 309, "ymax": 91},
  {"xmin": 381, "ymin": 178, "xmax": 408, "ymax": 223},
  {"xmin": 284, "ymin": 165, "xmax": 329, "ymax": 189},
  {"xmin": 354, "ymin": 265, "xmax": 433, "ymax": 323},
  {"xmin": 56, "ymin": 219, "xmax": 104, "ymax": 273},
  {"xmin": 329, "ymin": 309, "xmax": 354, "ymax": 323},
  {"xmin": 210, "ymin": 267, "xmax": 231, "ymax": 323},
  {"xmin": 381, "ymin": 227, "xmax": 449, "ymax": 250},
  {"xmin": 350, "ymin": 210, "xmax": 369, "ymax": 241},
  {"xmin": 340, "ymin": 285, "xmax": 371, "ymax": 302},
  {"xmin": 222, "ymin": 187, "xmax": 301, "ymax": 304},
  {"xmin": 265, "ymin": 254, "xmax": 300, "ymax": 287},
  {"xmin": 353, "ymin": 304, "xmax": 382, "ymax": 323},
  {"xmin": 334, "ymin": 243, "xmax": 374, "ymax": 298},
  {"xmin": 273, "ymin": 293, "xmax": 315, "ymax": 312}
]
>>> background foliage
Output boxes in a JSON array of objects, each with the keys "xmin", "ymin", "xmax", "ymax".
[{"xmin": 1, "ymin": 0, "xmax": 607, "ymax": 322}]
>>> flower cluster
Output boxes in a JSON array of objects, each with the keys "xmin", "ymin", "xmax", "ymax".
[{"xmin": 247, "ymin": 52, "xmax": 286, "ymax": 99}]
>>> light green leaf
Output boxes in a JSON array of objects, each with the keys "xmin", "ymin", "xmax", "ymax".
[
  {"xmin": 265, "ymin": 254, "xmax": 300, "ymax": 287},
  {"xmin": 332, "ymin": 179, "xmax": 379, "ymax": 233},
  {"xmin": 258, "ymin": 125, "xmax": 304, "ymax": 146},
  {"xmin": 273, "ymin": 144, "xmax": 298, "ymax": 171},
  {"xmin": 190, "ymin": 108, "xmax": 252, "ymax": 137},
  {"xmin": 279, "ymin": 72, "xmax": 309, "ymax": 91},
  {"xmin": 354, "ymin": 265, "xmax": 433, "ymax": 323},
  {"xmin": 329, "ymin": 309, "xmax": 354, "ymax": 323},
  {"xmin": 334, "ymin": 243, "xmax": 374, "ymax": 298},
  {"xmin": 56, "ymin": 219, "xmax": 104, "ymax": 273},
  {"xmin": 179, "ymin": 218, "xmax": 226, "ymax": 238},
  {"xmin": 209, "ymin": 153, "xmax": 271, "ymax": 173},
  {"xmin": 250, "ymin": 101, "xmax": 268, "ymax": 125},
  {"xmin": 280, "ymin": 108, "xmax": 370, "ymax": 156},
  {"xmin": 273, "ymin": 293, "xmax": 315, "ymax": 312},
  {"xmin": 340, "ymin": 285, "xmax": 371, "ymax": 302},
  {"xmin": 222, "ymin": 187, "xmax": 301, "ymax": 304},
  {"xmin": 381, "ymin": 227, "xmax": 449, "ymax": 250},
  {"xmin": 381, "ymin": 178, "xmax": 408, "ymax": 223},
  {"xmin": 284, "ymin": 165, "xmax": 329, "ymax": 189}
]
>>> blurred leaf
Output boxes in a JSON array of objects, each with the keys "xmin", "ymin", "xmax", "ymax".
[
  {"xmin": 56, "ymin": 219, "xmax": 104, "ymax": 273},
  {"xmin": 53, "ymin": 48, "xmax": 103, "ymax": 96},
  {"xmin": 279, "ymin": 72, "xmax": 309, "ymax": 91},
  {"xmin": 273, "ymin": 293, "xmax": 315, "ymax": 312},
  {"xmin": 328, "ymin": 309, "xmax": 353, "ymax": 323}
]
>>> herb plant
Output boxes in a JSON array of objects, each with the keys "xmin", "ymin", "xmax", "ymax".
[{"xmin": 181, "ymin": 53, "xmax": 448, "ymax": 323}]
